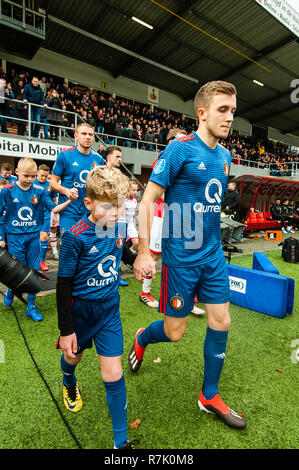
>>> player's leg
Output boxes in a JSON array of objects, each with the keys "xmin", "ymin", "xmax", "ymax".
[
  {"xmin": 49, "ymin": 212, "xmax": 59, "ymax": 259},
  {"xmin": 39, "ymin": 229, "xmax": 49, "ymax": 271},
  {"xmin": 3, "ymin": 234, "xmax": 27, "ymax": 307},
  {"xmin": 25, "ymin": 232, "xmax": 44, "ymax": 321},
  {"xmin": 99, "ymin": 355, "xmax": 130, "ymax": 449},
  {"xmin": 139, "ymin": 251, "xmax": 159, "ymax": 308},
  {"xmin": 95, "ymin": 296, "xmax": 135, "ymax": 449},
  {"xmin": 129, "ymin": 264, "xmax": 195, "ymax": 372},
  {"xmin": 196, "ymin": 257, "xmax": 246, "ymax": 429},
  {"xmin": 61, "ymin": 350, "xmax": 84, "ymax": 413}
]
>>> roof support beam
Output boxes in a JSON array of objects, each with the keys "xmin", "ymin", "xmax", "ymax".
[{"xmin": 48, "ymin": 14, "xmax": 199, "ymax": 84}]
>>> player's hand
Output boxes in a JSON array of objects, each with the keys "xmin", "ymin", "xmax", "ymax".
[
  {"xmin": 59, "ymin": 333, "xmax": 78, "ymax": 360},
  {"xmin": 0, "ymin": 241, "xmax": 6, "ymax": 248},
  {"xmin": 66, "ymin": 188, "xmax": 79, "ymax": 201},
  {"xmin": 133, "ymin": 252, "xmax": 156, "ymax": 282}
]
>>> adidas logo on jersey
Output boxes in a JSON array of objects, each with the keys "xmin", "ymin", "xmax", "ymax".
[
  {"xmin": 88, "ymin": 245, "xmax": 99, "ymax": 253},
  {"xmin": 13, "ymin": 198, "xmax": 19, "ymax": 202},
  {"xmin": 72, "ymin": 161, "xmax": 79, "ymax": 166},
  {"xmin": 197, "ymin": 162, "xmax": 206, "ymax": 170}
]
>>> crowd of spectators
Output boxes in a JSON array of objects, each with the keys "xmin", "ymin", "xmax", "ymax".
[
  {"xmin": 0, "ymin": 64, "xmax": 299, "ymax": 175},
  {"xmin": 220, "ymin": 133, "xmax": 299, "ymax": 176},
  {"xmin": 0, "ymin": 65, "xmax": 196, "ymax": 149}
]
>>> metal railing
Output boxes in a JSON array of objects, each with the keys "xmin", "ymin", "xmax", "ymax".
[
  {"xmin": 0, "ymin": 95, "xmax": 78, "ymax": 141},
  {"xmin": 1, "ymin": 96, "xmax": 298, "ymax": 179},
  {"xmin": 0, "ymin": 0, "xmax": 46, "ymax": 38},
  {"xmin": 231, "ymin": 156, "xmax": 299, "ymax": 177},
  {"xmin": 0, "ymin": 96, "xmax": 148, "ymax": 188},
  {"xmin": 0, "ymin": 96, "xmax": 167, "ymax": 152}
]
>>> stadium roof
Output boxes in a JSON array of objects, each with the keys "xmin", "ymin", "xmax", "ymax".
[{"xmin": 40, "ymin": 0, "xmax": 299, "ymax": 137}]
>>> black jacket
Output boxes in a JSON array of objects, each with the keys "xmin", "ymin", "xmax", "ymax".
[
  {"xmin": 221, "ymin": 189, "xmax": 240, "ymax": 210},
  {"xmin": 270, "ymin": 202, "xmax": 283, "ymax": 220}
]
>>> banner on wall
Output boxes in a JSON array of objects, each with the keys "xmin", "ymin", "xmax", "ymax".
[
  {"xmin": 0, "ymin": 136, "xmax": 71, "ymax": 161},
  {"xmin": 147, "ymin": 86, "xmax": 159, "ymax": 105},
  {"xmin": 255, "ymin": 0, "xmax": 299, "ymax": 37}
]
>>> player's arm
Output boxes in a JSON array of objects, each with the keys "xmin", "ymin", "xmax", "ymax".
[
  {"xmin": 50, "ymin": 174, "xmax": 78, "ymax": 201},
  {"xmin": 43, "ymin": 190, "xmax": 72, "ymax": 214},
  {"xmin": 0, "ymin": 191, "xmax": 7, "ymax": 248},
  {"xmin": 134, "ymin": 181, "xmax": 164, "ymax": 281},
  {"xmin": 56, "ymin": 231, "xmax": 81, "ymax": 359}
]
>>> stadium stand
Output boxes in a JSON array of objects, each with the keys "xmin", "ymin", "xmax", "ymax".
[{"xmin": 1, "ymin": 64, "xmax": 299, "ymax": 178}]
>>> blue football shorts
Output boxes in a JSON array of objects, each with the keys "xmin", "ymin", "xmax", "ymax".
[
  {"xmin": 158, "ymin": 254, "xmax": 231, "ymax": 318},
  {"xmin": 41, "ymin": 213, "xmax": 51, "ymax": 233},
  {"xmin": 7, "ymin": 232, "xmax": 41, "ymax": 270},
  {"xmin": 71, "ymin": 294, "xmax": 123, "ymax": 357}
]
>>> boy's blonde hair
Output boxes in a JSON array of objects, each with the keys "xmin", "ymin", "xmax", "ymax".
[
  {"xmin": 129, "ymin": 178, "xmax": 138, "ymax": 187},
  {"xmin": 17, "ymin": 158, "xmax": 37, "ymax": 172},
  {"xmin": 86, "ymin": 166, "xmax": 130, "ymax": 206},
  {"xmin": 194, "ymin": 80, "xmax": 237, "ymax": 115}
]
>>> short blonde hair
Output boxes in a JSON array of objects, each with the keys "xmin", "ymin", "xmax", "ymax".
[
  {"xmin": 86, "ymin": 166, "xmax": 130, "ymax": 206},
  {"xmin": 129, "ymin": 178, "xmax": 138, "ymax": 187},
  {"xmin": 17, "ymin": 158, "xmax": 37, "ymax": 172},
  {"xmin": 167, "ymin": 128, "xmax": 187, "ymax": 142},
  {"xmin": 194, "ymin": 80, "xmax": 237, "ymax": 115}
]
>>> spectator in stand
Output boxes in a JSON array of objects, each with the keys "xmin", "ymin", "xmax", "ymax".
[
  {"xmin": 144, "ymin": 126, "xmax": 155, "ymax": 151},
  {"xmin": 124, "ymin": 123, "xmax": 134, "ymax": 147},
  {"xmin": 114, "ymin": 121, "xmax": 124, "ymax": 146},
  {"xmin": 23, "ymin": 76, "xmax": 47, "ymax": 138},
  {"xmin": 15, "ymin": 90, "xmax": 27, "ymax": 136},
  {"xmin": 0, "ymin": 78, "xmax": 14, "ymax": 134},
  {"xmin": 39, "ymin": 76, "xmax": 47, "ymax": 96},
  {"xmin": 98, "ymin": 143, "xmax": 106, "ymax": 159},
  {"xmin": 46, "ymin": 89, "xmax": 63, "ymax": 140},
  {"xmin": 86, "ymin": 110, "xmax": 96, "ymax": 129}
]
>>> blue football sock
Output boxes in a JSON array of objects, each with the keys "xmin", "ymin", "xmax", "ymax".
[
  {"xmin": 137, "ymin": 320, "xmax": 172, "ymax": 348},
  {"xmin": 40, "ymin": 241, "xmax": 48, "ymax": 263},
  {"xmin": 27, "ymin": 293, "xmax": 36, "ymax": 307},
  {"xmin": 104, "ymin": 373, "xmax": 128, "ymax": 449},
  {"xmin": 202, "ymin": 327, "xmax": 228, "ymax": 400},
  {"xmin": 61, "ymin": 354, "xmax": 77, "ymax": 386},
  {"xmin": 5, "ymin": 288, "xmax": 14, "ymax": 301}
]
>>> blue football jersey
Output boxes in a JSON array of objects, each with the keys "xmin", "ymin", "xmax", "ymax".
[
  {"xmin": 34, "ymin": 177, "xmax": 58, "ymax": 200},
  {"xmin": 0, "ymin": 182, "xmax": 56, "ymax": 240},
  {"xmin": 58, "ymin": 217, "xmax": 127, "ymax": 301},
  {"xmin": 149, "ymin": 132, "xmax": 231, "ymax": 267},
  {"xmin": 52, "ymin": 146, "xmax": 105, "ymax": 218}
]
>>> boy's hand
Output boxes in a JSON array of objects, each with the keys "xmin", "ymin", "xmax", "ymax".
[
  {"xmin": 59, "ymin": 333, "xmax": 78, "ymax": 360},
  {"xmin": 134, "ymin": 252, "xmax": 156, "ymax": 282}
]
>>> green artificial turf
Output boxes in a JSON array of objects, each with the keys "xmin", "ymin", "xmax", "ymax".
[{"xmin": 0, "ymin": 249, "xmax": 298, "ymax": 449}]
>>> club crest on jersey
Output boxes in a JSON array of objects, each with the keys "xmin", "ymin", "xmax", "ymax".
[
  {"xmin": 92, "ymin": 161, "xmax": 98, "ymax": 169},
  {"xmin": 116, "ymin": 236, "xmax": 124, "ymax": 248},
  {"xmin": 223, "ymin": 162, "xmax": 229, "ymax": 177},
  {"xmin": 31, "ymin": 196, "xmax": 38, "ymax": 204},
  {"xmin": 170, "ymin": 294, "xmax": 184, "ymax": 311}
]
